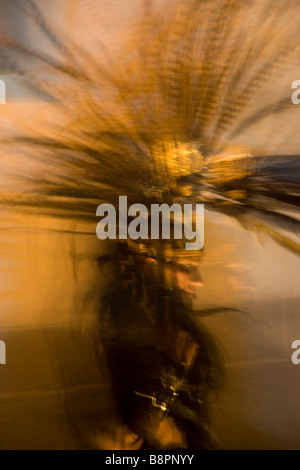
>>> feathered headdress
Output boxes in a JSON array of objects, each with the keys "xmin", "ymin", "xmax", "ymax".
[{"xmin": 1, "ymin": 0, "xmax": 299, "ymax": 259}]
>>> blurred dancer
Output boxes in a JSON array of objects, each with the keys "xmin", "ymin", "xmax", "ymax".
[
  {"xmin": 1, "ymin": 0, "xmax": 300, "ymax": 449},
  {"xmin": 95, "ymin": 234, "xmax": 224, "ymax": 449}
]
